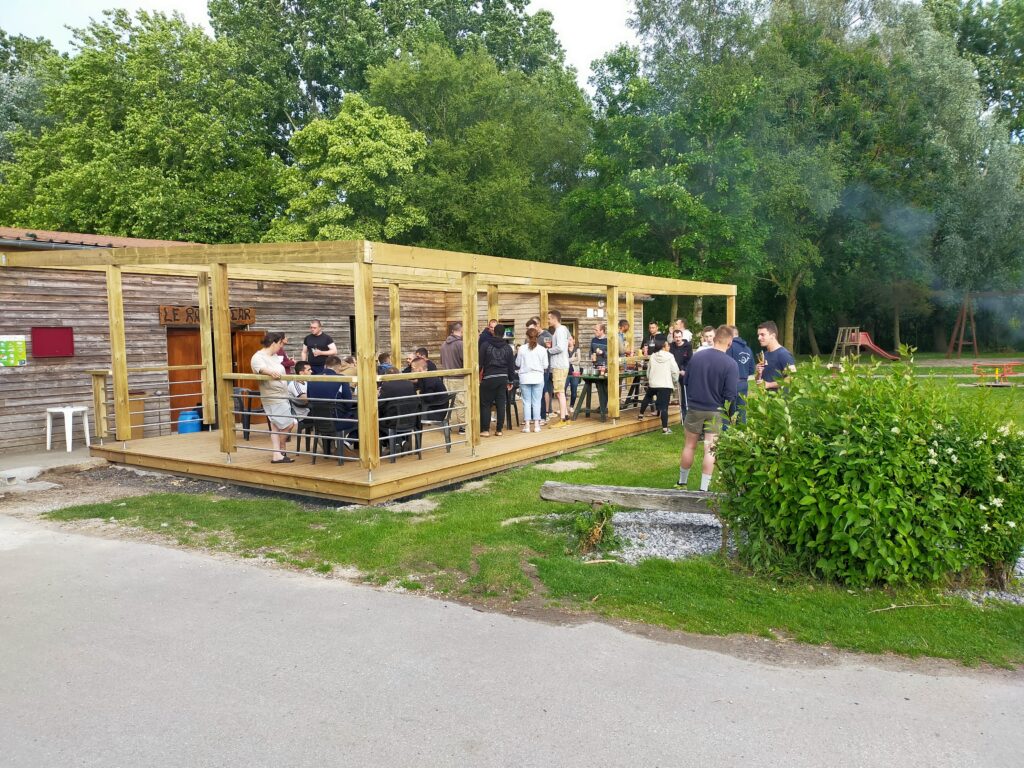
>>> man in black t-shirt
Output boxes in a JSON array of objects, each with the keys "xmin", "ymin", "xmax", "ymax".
[
  {"xmin": 641, "ymin": 321, "xmax": 668, "ymax": 356},
  {"xmin": 302, "ymin": 319, "xmax": 337, "ymax": 374}
]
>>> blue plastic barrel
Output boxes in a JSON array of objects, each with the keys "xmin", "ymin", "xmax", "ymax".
[{"xmin": 177, "ymin": 409, "xmax": 202, "ymax": 434}]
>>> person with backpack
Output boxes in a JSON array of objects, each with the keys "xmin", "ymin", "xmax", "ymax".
[{"xmin": 479, "ymin": 324, "xmax": 516, "ymax": 437}]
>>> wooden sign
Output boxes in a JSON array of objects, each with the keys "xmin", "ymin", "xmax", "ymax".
[{"xmin": 159, "ymin": 306, "xmax": 256, "ymax": 326}]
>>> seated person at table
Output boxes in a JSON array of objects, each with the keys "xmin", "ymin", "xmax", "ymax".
[
  {"xmin": 401, "ymin": 347, "xmax": 439, "ymax": 373},
  {"xmin": 411, "ymin": 357, "xmax": 449, "ymax": 418},
  {"xmin": 377, "ymin": 352, "xmax": 396, "ymax": 375},
  {"xmin": 306, "ymin": 355, "xmax": 357, "ymax": 454},
  {"xmin": 378, "ymin": 375, "xmax": 421, "ymax": 453}
]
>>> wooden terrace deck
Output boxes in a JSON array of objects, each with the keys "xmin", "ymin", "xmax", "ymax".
[{"xmin": 90, "ymin": 408, "xmax": 679, "ymax": 504}]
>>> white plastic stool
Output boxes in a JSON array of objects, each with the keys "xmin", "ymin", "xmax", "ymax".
[{"xmin": 46, "ymin": 406, "xmax": 91, "ymax": 452}]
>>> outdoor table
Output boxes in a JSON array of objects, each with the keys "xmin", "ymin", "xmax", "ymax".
[{"xmin": 571, "ymin": 369, "xmax": 647, "ymax": 422}]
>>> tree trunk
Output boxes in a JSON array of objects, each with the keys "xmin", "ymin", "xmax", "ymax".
[
  {"xmin": 806, "ymin": 320, "xmax": 820, "ymax": 357},
  {"xmin": 693, "ymin": 296, "xmax": 703, "ymax": 327},
  {"xmin": 670, "ymin": 296, "xmax": 678, "ymax": 324},
  {"xmin": 892, "ymin": 303, "xmax": 902, "ymax": 353},
  {"xmin": 783, "ymin": 277, "xmax": 802, "ymax": 352}
]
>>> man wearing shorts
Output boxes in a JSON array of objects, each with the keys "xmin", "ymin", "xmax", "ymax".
[
  {"xmin": 546, "ymin": 310, "xmax": 570, "ymax": 425},
  {"xmin": 677, "ymin": 325, "xmax": 738, "ymax": 491}
]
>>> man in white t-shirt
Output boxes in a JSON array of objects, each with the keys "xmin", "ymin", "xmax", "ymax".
[{"xmin": 547, "ymin": 310, "xmax": 571, "ymax": 425}]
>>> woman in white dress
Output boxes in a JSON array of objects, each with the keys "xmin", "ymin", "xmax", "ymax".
[{"xmin": 250, "ymin": 331, "xmax": 297, "ymax": 463}]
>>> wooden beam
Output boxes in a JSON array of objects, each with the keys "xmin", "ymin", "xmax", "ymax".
[
  {"xmin": 606, "ymin": 286, "xmax": 620, "ymax": 420},
  {"xmin": 726, "ymin": 295, "xmax": 736, "ymax": 327},
  {"xmin": 210, "ymin": 263, "xmax": 237, "ymax": 455},
  {"xmin": 354, "ymin": 259, "xmax": 380, "ymax": 471},
  {"xmin": 539, "ymin": 481, "xmax": 720, "ymax": 514},
  {"xmin": 487, "ymin": 284, "xmax": 499, "ymax": 322},
  {"xmin": 105, "ymin": 266, "xmax": 131, "ymax": 441},
  {"xmin": 0, "ymin": 240, "xmax": 364, "ymax": 269},
  {"xmin": 388, "ymin": 283, "xmax": 402, "ymax": 365},
  {"xmin": 461, "ymin": 272, "xmax": 480, "ymax": 453},
  {"xmin": 197, "ymin": 272, "xmax": 216, "ymax": 425},
  {"xmin": 368, "ymin": 242, "xmax": 737, "ymax": 297}
]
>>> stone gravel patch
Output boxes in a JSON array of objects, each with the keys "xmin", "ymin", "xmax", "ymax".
[{"xmin": 612, "ymin": 510, "xmax": 724, "ymax": 564}]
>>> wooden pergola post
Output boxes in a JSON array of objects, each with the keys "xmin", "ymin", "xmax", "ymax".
[
  {"xmin": 197, "ymin": 271, "xmax": 216, "ymax": 425},
  {"xmin": 539, "ymin": 290, "xmax": 549, "ymax": 324},
  {"xmin": 625, "ymin": 292, "xmax": 635, "ymax": 353},
  {"xmin": 487, "ymin": 284, "xmax": 499, "ymax": 323},
  {"xmin": 606, "ymin": 286, "xmax": 620, "ymax": 421},
  {"xmin": 355, "ymin": 258, "xmax": 381, "ymax": 473},
  {"xmin": 210, "ymin": 263, "xmax": 237, "ymax": 456},
  {"xmin": 462, "ymin": 272, "xmax": 480, "ymax": 454},
  {"xmin": 105, "ymin": 266, "xmax": 131, "ymax": 441},
  {"xmin": 388, "ymin": 283, "xmax": 402, "ymax": 364},
  {"xmin": 726, "ymin": 294, "xmax": 736, "ymax": 327}
]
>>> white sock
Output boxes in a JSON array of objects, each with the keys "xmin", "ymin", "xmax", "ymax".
[
  {"xmin": 678, "ymin": 468, "xmax": 689, "ymax": 485},
  {"xmin": 700, "ymin": 473, "xmax": 713, "ymax": 491}
]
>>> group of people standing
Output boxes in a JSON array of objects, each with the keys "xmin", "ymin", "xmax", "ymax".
[{"xmin": 247, "ymin": 314, "xmax": 795, "ymax": 479}]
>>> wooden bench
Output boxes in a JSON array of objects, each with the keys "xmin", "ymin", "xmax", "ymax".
[{"xmin": 539, "ymin": 481, "xmax": 729, "ymax": 554}]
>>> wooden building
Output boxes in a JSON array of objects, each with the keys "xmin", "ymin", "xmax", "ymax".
[{"xmin": 1, "ymin": 238, "xmax": 735, "ymax": 501}]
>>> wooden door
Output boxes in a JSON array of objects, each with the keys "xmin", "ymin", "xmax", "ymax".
[
  {"xmin": 231, "ymin": 330, "xmax": 268, "ymax": 426},
  {"xmin": 166, "ymin": 329, "xmax": 203, "ymax": 432}
]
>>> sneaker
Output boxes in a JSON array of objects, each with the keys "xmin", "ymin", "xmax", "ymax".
[
  {"xmin": 674, "ymin": 482, "xmax": 687, "ymax": 489},
  {"xmin": 662, "ymin": 427, "xmax": 672, "ymax": 434},
  {"xmin": 637, "ymin": 413, "xmax": 645, "ymax": 420},
  {"xmin": 533, "ymin": 422, "xmax": 542, "ymax": 433},
  {"xmin": 522, "ymin": 426, "xmax": 531, "ymax": 433}
]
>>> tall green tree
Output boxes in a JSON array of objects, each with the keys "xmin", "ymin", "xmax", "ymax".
[
  {"xmin": 207, "ymin": 0, "xmax": 564, "ymax": 142},
  {"xmin": 0, "ymin": 11, "xmax": 281, "ymax": 243},
  {"xmin": 926, "ymin": 0, "xmax": 1024, "ymax": 137},
  {"xmin": 568, "ymin": 2, "xmax": 766, "ymax": 324},
  {"xmin": 0, "ymin": 30, "xmax": 58, "ymax": 161},
  {"xmin": 367, "ymin": 44, "xmax": 589, "ymax": 261},
  {"xmin": 264, "ymin": 94, "xmax": 426, "ymax": 242}
]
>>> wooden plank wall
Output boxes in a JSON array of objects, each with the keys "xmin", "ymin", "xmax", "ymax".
[
  {"xmin": 0, "ymin": 268, "xmax": 447, "ymax": 454},
  {"xmin": 444, "ymin": 291, "xmax": 641, "ymax": 350}
]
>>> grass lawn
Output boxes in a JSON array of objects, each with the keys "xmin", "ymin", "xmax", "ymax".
[{"xmin": 47, "ymin": 382, "xmax": 1024, "ymax": 667}]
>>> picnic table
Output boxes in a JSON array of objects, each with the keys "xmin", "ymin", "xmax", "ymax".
[{"xmin": 571, "ymin": 369, "xmax": 646, "ymax": 422}]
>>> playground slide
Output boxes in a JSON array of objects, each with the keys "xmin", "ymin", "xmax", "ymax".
[{"xmin": 855, "ymin": 332, "xmax": 899, "ymax": 361}]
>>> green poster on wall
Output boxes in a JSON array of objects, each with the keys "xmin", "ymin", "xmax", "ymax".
[{"xmin": 0, "ymin": 335, "xmax": 27, "ymax": 367}]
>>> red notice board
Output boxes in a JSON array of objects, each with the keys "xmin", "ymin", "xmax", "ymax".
[{"xmin": 30, "ymin": 327, "xmax": 75, "ymax": 358}]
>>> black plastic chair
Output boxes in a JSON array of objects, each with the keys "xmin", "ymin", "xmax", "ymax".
[
  {"xmin": 381, "ymin": 398, "xmax": 423, "ymax": 463},
  {"xmin": 505, "ymin": 382, "xmax": 520, "ymax": 429},
  {"xmin": 419, "ymin": 392, "xmax": 457, "ymax": 454},
  {"xmin": 232, "ymin": 387, "xmax": 265, "ymax": 440}
]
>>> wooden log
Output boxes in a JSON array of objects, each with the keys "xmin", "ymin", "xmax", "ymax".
[{"xmin": 539, "ymin": 481, "xmax": 718, "ymax": 514}]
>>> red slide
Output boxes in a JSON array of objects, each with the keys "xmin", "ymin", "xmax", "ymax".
[{"xmin": 854, "ymin": 331, "xmax": 899, "ymax": 361}]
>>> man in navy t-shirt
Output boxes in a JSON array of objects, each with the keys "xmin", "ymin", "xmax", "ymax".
[
  {"xmin": 677, "ymin": 325, "xmax": 738, "ymax": 492},
  {"xmin": 755, "ymin": 320, "xmax": 796, "ymax": 392}
]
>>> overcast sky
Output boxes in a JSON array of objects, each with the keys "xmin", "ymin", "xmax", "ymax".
[{"xmin": 1, "ymin": 0, "xmax": 636, "ymax": 89}]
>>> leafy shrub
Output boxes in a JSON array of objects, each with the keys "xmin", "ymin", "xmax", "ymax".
[
  {"xmin": 573, "ymin": 504, "xmax": 622, "ymax": 555},
  {"xmin": 714, "ymin": 358, "xmax": 1024, "ymax": 587}
]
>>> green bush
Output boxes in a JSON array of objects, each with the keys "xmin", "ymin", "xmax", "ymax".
[{"xmin": 715, "ymin": 358, "xmax": 1024, "ymax": 587}]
